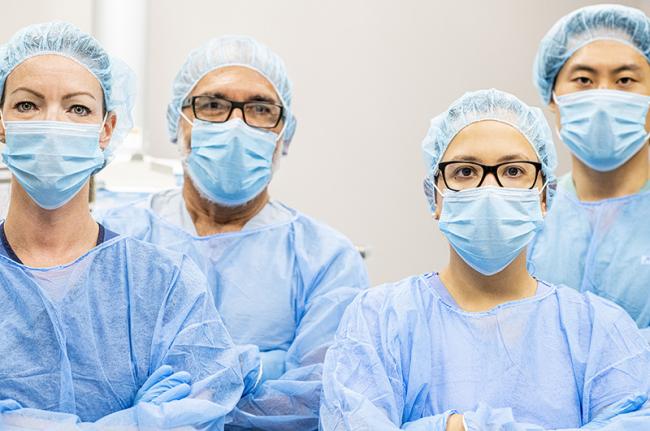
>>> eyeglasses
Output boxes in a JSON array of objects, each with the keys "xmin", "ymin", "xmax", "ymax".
[
  {"xmin": 436, "ymin": 160, "xmax": 542, "ymax": 191},
  {"xmin": 182, "ymin": 95, "xmax": 284, "ymax": 129}
]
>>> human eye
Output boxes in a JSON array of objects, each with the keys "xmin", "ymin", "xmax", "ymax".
[
  {"xmin": 14, "ymin": 101, "xmax": 37, "ymax": 113},
  {"xmin": 503, "ymin": 165, "xmax": 525, "ymax": 177},
  {"xmin": 69, "ymin": 104, "xmax": 91, "ymax": 116},
  {"xmin": 573, "ymin": 75, "xmax": 592, "ymax": 86},
  {"xmin": 247, "ymin": 103, "xmax": 274, "ymax": 116},
  {"xmin": 451, "ymin": 164, "xmax": 479, "ymax": 179},
  {"xmin": 616, "ymin": 76, "xmax": 636, "ymax": 86}
]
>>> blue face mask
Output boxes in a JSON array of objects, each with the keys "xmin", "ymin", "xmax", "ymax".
[
  {"xmin": 437, "ymin": 186, "xmax": 545, "ymax": 276},
  {"xmin": 2, "ymin": 120, "xmax": 105, "ymax": 210},
  {"xmin": 185, "ymin": 118, "xmax": 278, "ymax": 206},
  {"xmin": 555, "ymin": 89, "xmax": 650, "ymax": 172}
]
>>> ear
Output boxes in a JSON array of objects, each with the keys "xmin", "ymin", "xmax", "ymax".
[
  {"xmin": 178, "ymin": 113, "xmax": 194, "ymax": 155},
  {"xmin": 272, "ymin": 136, "xmax": 284, "ymax": 164},
  {"xmin": 540, "ymin": 183, "xmax": 548, "ymax": 217},
  {"xmin": 0, "ymin": 110, "xmax": 6, "ymax": 143},
  {"xmin": 99, "ymin": 112, "xmax": 117, "ymax": 150},
  {"xmin": 433, "ymin": 178, "xmax": 442, "ymax": 220}
]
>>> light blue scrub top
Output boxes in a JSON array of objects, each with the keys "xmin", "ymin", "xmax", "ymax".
[
  {"xmin": 321, "ymin": 272, "xmax": 650, "ymax": 430},
  {"xmin": 0, "ymin": 234, "xmax": 247, "ymax": 429},
  {"xmin": 529, "ymin": 173, "xmax": 650, "ymax": 328},
  {"xmin": 96, "ymin": 188, "xmax": 369, "ymax": 430}
]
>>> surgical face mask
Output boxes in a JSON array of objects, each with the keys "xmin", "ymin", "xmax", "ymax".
[
  {"xmin": 1, "ymin": 119, "xmax": 106, "ymax": 210},
  {"xmin": 554, "ymin": 89, "xmax": 650, "ymax": 172},
  {"xmin": 184, "ymin": 117, "xmax": 279, "ymax": 206},
  {"xmin": 437, "ymin": 185, "xmax": 545, "ymax": 276}
]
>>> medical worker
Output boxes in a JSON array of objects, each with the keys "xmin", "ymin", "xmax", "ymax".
[
  {"xmin": 320, "ymin": 89, "xmax": 650, "ymax": 430},
  {"xmin": 97, "ymin": 35, "xmax": 369, "ymax": 430},
  {"xmin": 528, "ymin": 4, "xmax": 650, "ymax": 330},
  {"xmin": 0, "ymin": 22, "xmax": 248, "ymax": 430}
]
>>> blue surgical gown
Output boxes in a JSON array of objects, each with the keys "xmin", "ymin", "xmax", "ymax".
[
  {"xmin": 0, "ymin": 234, "xmax": 247, "ymax": 429},
  {"xmin": 320, "ymin": 273, "xmax": 650, "ymax": 430},
  {"xmin": 96, "ymin": 188, "xmax": 369, "ymax": 430},
  {"xmin": 528, "ymin": 177, "xmax": 650, "ymax": 328}
]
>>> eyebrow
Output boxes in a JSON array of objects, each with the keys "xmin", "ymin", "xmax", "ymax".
[
  {"xmin": 444, "ymin": 153, "xmax": 537, "ymax": 163},
  {"xmin": 567, "ymin": 64, "xmax": 598, "ymax": 75},
  {"xmin": 10, "ymin": 87, "xmax": 45, "ymax": 98},
  {"xmin": 496, "ymin": 153, "xmax": 537, "ymax": 163},
  {"xmin": 444, "ymin": 155, "xmax": 481, "ymax": 162},
  {"xmin": 62, "ymin": 91, "xmax": 97, "ymax": 101},
  {"xmin": 612, "ymin": 64, "xmax": 642, "ymax": 74},
  {"xmin": 198, "ymin": 91, "xmax": 279, "ymax": 104},
  {"xmin": 568, "ymin": 63, "xmax": 642, "ymax": 75},
  {"xmin": 9, "ymin": 88, "xmax": 97, "ymax": 101}
]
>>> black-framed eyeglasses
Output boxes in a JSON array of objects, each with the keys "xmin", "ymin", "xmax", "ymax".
[
  {"xmin": 436, "ymin": 160, "xmax": 542, "ymax": 191},
  {"xmin": 182, "ymin": 95, "xmax": 284, "ymax": 129}
]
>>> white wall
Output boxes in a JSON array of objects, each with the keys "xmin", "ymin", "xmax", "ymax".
[
  {"xmin": 0, "ymin": 0, "xmax": 92, "ymax": 39},
  {"xmin": 143, "ymin": 0, "xmax": 647, "ymax": 285},
  {"xmin": 1, "ymin": 1, "xmax": 647, "ymax": 285}
]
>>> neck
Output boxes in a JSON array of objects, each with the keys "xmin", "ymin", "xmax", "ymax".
[
  {"xmin": 4, "ymin": 181, "xmax": 98, "ymax": 267},
  {"xmin": 439, "ymin": 248, "xmax": 537, "ymax": 312},
  {"xmin": 571, "ymin": 145, "xmax": 649, "ymax": 201},
  {"xmin": 182, "ymin": 174, "xmax": 269, "ymax": 236}
]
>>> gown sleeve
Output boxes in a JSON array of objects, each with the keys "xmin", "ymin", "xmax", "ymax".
[
  {"xmin": 227, "ymin": 221, "xmax": 369, "ymax": 430},
  {"xmin": 0, "ymin": 256, "xmax": 249, "ymax": 431}
]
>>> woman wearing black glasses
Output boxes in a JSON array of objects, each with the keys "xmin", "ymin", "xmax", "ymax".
[{"xmin": 320, "ymin": 89, "xmax": 650, "ymax": 431}]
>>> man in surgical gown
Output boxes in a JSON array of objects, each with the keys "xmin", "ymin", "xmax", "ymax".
[
  {"xmin": 527, "ymin": 4, "xmax": 650, "ymax": 332},
  {"xmin": 97, "ymin": 35, "xmax": 369, "ymax": 430},
  {"xmin": 320, "ymin": 89, "xmax": 650, "ymax": 430}
]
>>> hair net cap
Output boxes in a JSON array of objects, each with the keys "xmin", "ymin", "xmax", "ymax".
[
  {"xmin": 534, "ymin": 4, "xmax": 650, "ymax": 104},
  {"xmin": 421, "ymin": 88, "xmax": 558, "ymax": 211},
  {"xmin": 0, "ymin": 21, "xmax": 136, "ymax": 163},
  {"xmin": 167, "ymin": 35, "xmax": 296, "ymax": 154}
]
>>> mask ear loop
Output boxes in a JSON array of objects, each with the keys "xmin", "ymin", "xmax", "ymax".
[
  {"xmin": 98, "ymin": 112, "xmax": 111, "ymax": 156},
  {"xmin": 0, "ymin": 111, "xmax": 5, "ymax": 143},
  {"xmin": 432, "ymin": 181, "xmax": 448, "ymax": 199},
  {"xmin": 180, "ymin": 110, "xmax": 194, "ymax": 127},
  {"xmin": 178, "ymin": 110, "xmax": 195, "ymax": 160},
  {"xmin": 98, "ymin": 111, "xmax": 109, "ymax": 136}
]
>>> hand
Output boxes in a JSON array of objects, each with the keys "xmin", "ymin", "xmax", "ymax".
[
  {"xmin": 134, "ymin": 365, "xmax": 192, "ymax": 405},
  {"xmin": 259, "ymin": 349, "xmax": 287, "ymax": 382},
  {"xmin": 0, "ymin": 399, "xmax": 21, "ymax": 413},
  {"xmin": 446, "ymin": 413, "xmax": 465, "ymax": 431}
]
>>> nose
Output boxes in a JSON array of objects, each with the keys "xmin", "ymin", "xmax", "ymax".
[
  {"xmin": 45, "ymin": 105, "xmax": 66, "ymax": 122},
  {"xmin": 481, "ymin": 172, "xmax": 499, "ymax": 187},
  {"xmin": 596, "ymin": 80, "xmax": 613, "ymax": 90},
  {"xmin": 230, "ymin": 107, "xmax": 244, "ymax": 120}
]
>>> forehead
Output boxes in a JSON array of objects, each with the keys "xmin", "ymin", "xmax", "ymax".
[
  {"xmin": 4, "ymin": 54, "xmax": 102, "ymax": 96},
  {"xmin": 190, "ymin": 65, "xmax": 280, "ymax": 101},
  {"xmin": 564, "ymin": 39, "xmax": 649, "ymax": 70},
  {"xmin": 442, "ymin": 120, "xmax": 539, "ymax": 161}
]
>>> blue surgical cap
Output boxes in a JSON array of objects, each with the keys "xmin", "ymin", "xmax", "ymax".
[
  {"xmin": 167, "ymin": 35, "xmax": 296, "ymax": 154},
  {"xmin": 0, "ymin": 21, "xmax": 136, "ymax": 162},
  {"xmin": 421, "ymin": 89, "xmax": 558, "ymax": 211},
  {"xmin": 534, "ymin": 4, "xmax": 650, "ymax": 104}
]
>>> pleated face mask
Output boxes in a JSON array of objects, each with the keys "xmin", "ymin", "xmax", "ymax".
[
  {"xmin": 2, "ymin": 119, "xmax": 105, "ymax": 210},
  {"xmin": 555, "ymin": 89, "xmax": 650, "ymax": 172},
  {"xmin": 437, "ymin": 186, "xmax": 545, "ymax": 275},
  {"xmin": 185, "ymin": 118, "xmax": 278, "ymax": 206}
]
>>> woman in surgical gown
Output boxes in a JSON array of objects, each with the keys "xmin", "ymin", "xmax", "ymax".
[
  {"xmin": 0, "ymin": 22, "xmax": 247, "ymax": 430},
  {"xmin": 320, "ymin": 89, "xmax": 650, "ymax": 430}
]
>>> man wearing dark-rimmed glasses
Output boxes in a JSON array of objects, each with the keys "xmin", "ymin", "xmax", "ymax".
[{"xmin": 97, "ymin": 35, "xmax": 369, "ymax": 430}]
